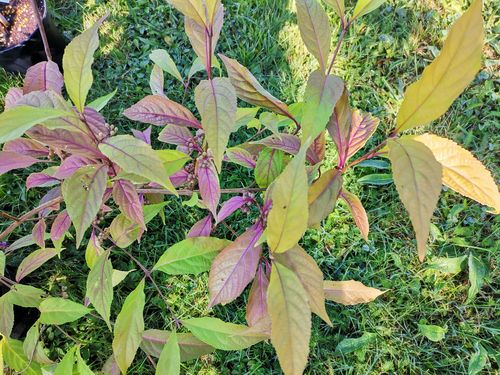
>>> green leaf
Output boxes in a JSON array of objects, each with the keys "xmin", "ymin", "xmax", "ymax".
[
  {"xmin": 0, "ymin": 106, "xmax": 70, "ymax": 145},
  {"xmin": 0, "ymin": 295, "xmax": 14, "ymax": 337},
  {"xmin": 154, "ymin": 237, "xmax": 231, "ymax": 275},
  {"xmin": 467, "ymin": 252, "xmax": 488, "ymax": 303},
  {"xmin": 113, "ymin": 280, "xmax": 145, "ymax": 375},
  {"xmin": 23, "ymin": 322, "xmax": 53, "ymax": 365},
  {"xmin": 88, "ymin": 89, "xmax": 117, "ymax": 111},
  {"xmin": 54, "ymin": 346, "xmax": 77, "ymax": 375},
  {"xmin": 150, "ymin": 49, "xmax": 183, "ymax": 83},
  {"xmin": 195, "ymin": 78, "xmax": 237, "ymax": 170},
  {"xmin": 335, "ymin": 332, "xmax": 377, "ymax": 354},
  {"xmin": 268, "ymin": 262, "xmax": 311, "ymax": 375},
  {"xmin": 156, "ymin": 149, "xmax": 191, "ymax": 175},
  {"xmin": 254, "ymin": 148, "xmax": 286, "ymax": 188},
  {"xmin": 2, "ymin": 338, "xmax": 42, "ymax": 375},
  {"xmin": 7, "ymin": 284, "xmax": 45, "ymax": 308},
  {"xmin": 352, "ymin": 0, "xmax": 386, "ymax": 19},
  {"xmin": 0, "ymin": 251, "xmax": 5, "ymax": 276},
  {"xmin": 356, "ymin": 159, "xmax": 390, "ymax": 169},
  {"xmin": 426, "ymin": 255, "xmax": 467, "ymax": 274},
  {"xmin": 62, "ymin": 165, "xmax": 108, "ymax": 247},
  {"xmin": 76, "ymin": 347, "xmax": 95, "ymax": 375},
  {"xmin": 86, "ymin": 250, "xmax": 113, "ymax": 330},
  {"xmin": 396, "ymin": 0, "xmax": 484, "ymax": 132},
  {"xmin": 235, "ymin": 107, "xmax": 260, "ymax": 131},
  {"xmin": 417, "ymin": 324, "xmax": 447, "ymax": 342},
  {"xmin": 324, "ymin": 0, "xmax": 345, "ymax": 21},
  {"xmin": 468, "ymin": 342, "xmax": 488, "ymax": 375},
  {"xmin": 182, "ymin": 317, "xmax": 267, "ymax": 351},
  {"xmin": 99, "ymin": 135, "xmax": 176, "ymax": 194},
  {"xmin": 63, "ymin": 16, "xmax": 105, "ymax": 112},
  {"xmin": 112, "ymin": 269, "xmax": 135, "ymax": 287},
  {"xmin": 39, "ymin": 297, "xmax": 90, "ymax": 325},
  {"xmin": 357, "ymin": 173, "xmax": 393, "ymax": 186},
  {"xmin": 156, "ymin": 331, "xmax": 181, "ymax": 375}
]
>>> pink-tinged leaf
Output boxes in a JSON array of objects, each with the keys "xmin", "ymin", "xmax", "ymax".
[
  {"xmin": 340, "ymin": 189, "xmax": 369, "ymax": 241},
  {"xmin": 197, "ymin": 157, "xmax": 220, "ymax": 217},
  {"xmin": 28, "ymin": 126, "xmax": 103, "ymax": 159},
  {"xmin": 16, "ymin": 248, "xmax": 60, "ymax": 282},
  {"xmin": 26, "ymin": 172, "xmax": 60, "ymax": 190},
  {"xmin": 3, "ymin": 138, "xmax": 49, "ymax": 157},
  {"xmin": 170, "ymin": 169, "xmax": 190, "ymax": 188},
  {"xmin": 123, "ymin": 95, "xmax": 201, "ymax": 128},
  {"xmin": 306, "ymin": 131, "xmax": 326, "ymax": 165},
  {"xmin": 158, "ymin": 124, "xmax": 193, "ymax": 146},
  {"xmin": 38, "ymin": 187, "xmax": 62, "ymax": 218},
  {"xmin": 187, "ymin": 215, "xmax": 213, "ymax": 238},
  {"xmin": 254, "ymin": 148, "xmax": 285, "ymax": 188},
  {"xmin": 217, "ymin": 196, "xmax": 250, "ymax": 223},
  {"xmin": 225, "ymin": 147, "xmax": 256, "ymax": 169},
  {"xmin": 344, "ymin": 110, "xmax": 379, "ymax": 161},
  {"xmin": 54, "ymin": 155, "xmax": 92, "ymax": 179},
  {"xmin": 208, "ymin": 224, "xmax": 263, "ymax": 307},
  {"xmin": 23, "ymin": 61, "xmax": 64, "ymax": 95},
  {"xmin": 327, "ymin": 88, "xmax": 351, "ymax": 161},
  {"xmin": 0, "ymin": 152, "xmax": 40, "ymax": 174},
  {"xmin": 83, "ymin": 107, "xmax": 110, "ymax": 141},
  {"xmin": 113, "ymin": 180, "xmax": 144, "ymax": 228},
  {"xmin": 132, "ymin": 126, "xmax": 152, "ymax": 145},
  {"xmin": 4, "ymin": 87, "xmax": 23, "ymax": 108},
  {"xmin": 252, "ymin": 134, "xmax": 301, "ymax": 156},
  {"xmin": 246, "ymin": 263, "xmax": 270, "ymax": 326},
  {"xmin": 51, "ymin": 210, "xmax": 71, "ymax": 242},
  {"xmin": 32, "ymin": 218, "xmax": 47, "ymax": 248}
]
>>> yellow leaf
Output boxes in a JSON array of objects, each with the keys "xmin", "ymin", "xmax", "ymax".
[
  {"xmin": 340, "ymin": 189, "xmax": 369, "ymax": 241},
  {"xmin": 308, "ymin": 169, "xmax": 343, "ymax": 227},
  {"xmin": 275, "ymin": 245, "xmax": 331, "ymax": 326},
  {"xmin": 352, "ymin": 0, "xmax": 386, "ymax": 19},
  {"xmin": 267, "ymin": 146, "xmax": 309, "ymax": 253},
  {"xmin": 268, "ymin": 262, "xmax": 311, "ymax": 375},
  {"xmin": 324, "ymin": 280, "xmax": 385, "ymax": 305},
  {"xmin": 296, "ymin": 0, "xmax": 331, "ymax": 72},
  {"xmin": 167, "ymin": 0, "xmax": 207, "ymax": 26},
  {"xmin": 396, "ymin": 0, "xmax": 484, "ymax": 132},
  {"xmin": 415, "ymin": 134, "xmax": 500, "ymax": 214},
  {"xmin": 388, "ymin": 138, "xmax": 442, "ymax": 261}
]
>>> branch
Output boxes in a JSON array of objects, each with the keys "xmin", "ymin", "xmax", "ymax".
[
  {"xmin": 137, "ymin": 187, "xmax": 266, "ymax": 196},
  {"xmin": 344, "ymin": 140, "xmax": 388, "ymax": 170},
  {"xmin": 29, "ymin": 0, "xmax": 52, "ymax": 61}
]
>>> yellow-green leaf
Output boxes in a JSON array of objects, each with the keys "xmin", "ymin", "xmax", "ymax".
[
  {"xmin": 324, "ymin": 0, "xmax": 345, "ymax": 21},
  {"xmin": 396, "ymin": 0, "xmax": 484, "ymax": 132},
  {"xmin": 86, "ymin": 250, "xmax": 113, "ymax": 330},
  {"xmin": 308, "ymin": 169, "xmax": 343, "ymax": 227},
  {"xmin": 415, "ymin": 134, "xmax": 500, "ymax": 214},
  {"xmin": 296, "ymin": 0, "xmax": 331, "ymax": 72},
  {"xmin": 388, "ymin": 138, "xmax": 442, "ymax": 261},
  {"xmin": 156, "ymin": 332, "xmax": 180, "ymax": 375},
  {"xmin": 267, "ymin": 146, "xmax": 309, "ymax": 253},
  {"xmin": 113, "ymin": 280, "xmax": 145, "ymax": 375},
  {"xmin": 195, "ymin": 78, "xmax": 237, "ymax": 170},
  {"xmin": 268, "ymin": 262, "xmax": 311, "ymax": 375},
  {"xmin": 2, "ymin": 338, "xmax": 41, "ymax": 375},
  {"xmin": 352, "ymin": 0, "xmax": 386, "ymax": 19},
  {"xmin": 167, "ymin": 0, "xmax": 218, "ymax": 27},
  {"xmin": 324, "ymin": 280, "xmax": 385, "ymax": 305},
  {"xmin": 150, "ymin": 49, "xmax": 183, "ymax": 83},
  {"xmin": 63, "ymin": 16, "xmax": 106, "ymax": 112},
  {"xmin": 54, "ymin": 346, "xmax": 77, "ymax": 375},
  {"xmin": 39, "ymin": 297, "xmax": 90, "ymax": 325}
]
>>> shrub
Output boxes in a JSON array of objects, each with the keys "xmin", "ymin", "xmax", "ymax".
[{"xmin": 0, "ymin": 0, "xmax": 498, "ymax": 374}]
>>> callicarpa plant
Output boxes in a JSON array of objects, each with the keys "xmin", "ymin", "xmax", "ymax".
[{"xmin": 0, "ymin": 0, "xmax": 498, "ymax": 373}]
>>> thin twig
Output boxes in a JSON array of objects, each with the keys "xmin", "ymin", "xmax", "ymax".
[
  {"xmin": 344, "ymin": 140, "xmax": 388, "ymax": 170},
  {"xmin": 137, "ymin": 187, "xmax": 266, "ymax": 196},
  {"xmin": 327, "ymin": 22, "xmax": 351, "ymax": 76},
  {"xmin": 54, "ymin": 325, "xmax": 81, "ymax": 344},
  {"xmin": 28, "ymin": 0, "xmax": 52, "ymax": 61}
]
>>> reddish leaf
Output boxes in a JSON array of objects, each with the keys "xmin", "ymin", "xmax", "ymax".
[
  {"xmin": 26, "ymin": 173, "xmax": 59, "ymax": 190},
  {"xmin": 132, "ymin": 126, "xmax": 152, "ymax": 145},
  {"xmin": 170, "ymin": 169, "xmax": 190, "ymax": 188},
  {"xmin": 340, "ymin": 189, "xmax": 369, "ymax": 241},
  {"xmin": 217, "ymin": 196, "xmax": 251, "ymax": 223},
  {"xmin": 197, "ymin": 157, "xmax": 220, "ymax": 217},
  {"xmin": 0, "ymin": 152, "xmax": 40, "ymax": 174},
  {"xmin": 3, "ymin": 138, "xmax": 49, "ymax": 157},
  {"xmin": 113, "ymin": 180, "xmax": 144, "ymax": 228},
  {"xmin": 225, "ymin": 147, "xmax": 257, "ymax": 169},
  {"xmin": 327, "ymin": 88, "xmax": 351, "ymax": 162},
  {"xmin": 32, "ymin": 218, "xmax": 47, "ymax": 248},
  {"xmin": 23, "ymin": 61, "xmax": 64, "ymax": 95},
  {"xmin": 344, "ymin": 110, "xmax": 379, "ymax": 162},
  {"xmin": 246, "ymin": 263, "xmax": 270, "ymax": 326},
  {"xmin": 83, "ymin": 107, "xmax": 110, "ymax": 141},
  {"xmin": 54, "ymin": 156, "xmax": 92, "ymax": 179},
  {"xmin": 4, "ymin": 87, "xmax": 23, "ymax": 108},
  {"xmin": 123, "ymin": 95, "xmax": 201, "ymax": 128},
  {"xmin": 38, "ymin": 187, "xmax": 62, "ymax": 217},
  {"xmin": 187, "ymin": 215, "xmax": 213, "ymax": 238},
  {"xmin": 51, "ymin": 210, "xmax": 71, "ymax": 242},
  {"xmin": 208, "ymin": 224, "xmax": 263, "ymax": 307},
  {"xmin": 158, "ymin": 124, "xmax": 193, "ymax": 146},
  {"xmin": 306, "ymin": 131, "xmax": 326, "ymax": 165},
  {"xmin": 253, "ymin": 134, "xmax": 301, "ymax": 156}
]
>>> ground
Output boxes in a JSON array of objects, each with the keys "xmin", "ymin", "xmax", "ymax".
[{"xmin": 0, "ymin": 0, "xmax": 499, "ymax": 374}]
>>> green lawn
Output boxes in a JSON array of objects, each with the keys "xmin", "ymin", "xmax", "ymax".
[{"xmin": 1, "ymin": 0, "xmax": 499, "ymax": 374}]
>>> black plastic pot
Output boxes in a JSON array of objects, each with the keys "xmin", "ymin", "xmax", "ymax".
[{"xmin": 0, "ymin": 0, "xmax": 67, "ymax": 74}]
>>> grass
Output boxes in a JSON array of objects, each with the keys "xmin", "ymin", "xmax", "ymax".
[{"xmin": 1, "ymin": 0, "xmax": 499, "ymax": 373}]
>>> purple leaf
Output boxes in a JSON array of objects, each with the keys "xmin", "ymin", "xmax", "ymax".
[
  {"xmin": 197, "ymin": 157, "xmax": 220, "ymax": 217},
  {"xmin": 54, "ymin": 156, "xmax": 92, "ymax": 179},
  {"xmin": 187, "ymin": 215, "xmax": 213, "ymax": 238},
  {"xmin": 158, "ymin": 124, "xmax": 193, "ymax": 146},
  {"xmin": 132, "ymin": 126, "xmax": 152, "ymax": 145},
  {"xmin": 113, "ymin": 180, "xmax": 145, "ymax": 228},
  {"xmin": 3, "ymin": 138, "xmax": 49, "ymax": 157},
  {"xmin": 0, "ymin": 152, "xmax": 40, "ymax": 174},
  {"xmin": 26, "ymin": 173, "xmax": 60, "ymax": 190},
  {"xmin": 32, "ymin": 218, "xmax": 47, "ymax": 248},
  {"xmin": 123, "ymin": 95, "xmax": 201, "ymax": 128},
  {"xmin": 23, "ymin": 61, "xmax": 64, "ymax": 95},
  {"xmin": 306, "ymin": 131, "xmax": 326, "ymax": 165},
  {"xmin": 225, "ymin": 147, "xmax": 257, "ymax": 169},
  {"xmin": 217, "ymin": 196, "xmax": 251, "ymax": 223},
  {"xmin": 83, "ymin": 107, "xmax": 110, "ymax": 141},
  {"xmin": 252, "ymin": 134, "xmax": 301, "ymax": 155},
  {"xmin": 170, "ymin": 169, "xmax": 190, "ymax": 188},
  {"xmin": 38, "ymin": 187, "xmax": 61, "ymax": 217},
  {"xmin": 208, "ymin": 224, "xmax": 263, "ymax": 307},
  {"xmin": 246, "ymin": 263, "xmax": 270, "ymax": 326},
  {"xmin": 50, "ymin": 210, "xmax": 71, "ymax": 242},
  {"xmin": 4, "ymin": 87, "xmax": 23, "ymax": 109}
]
